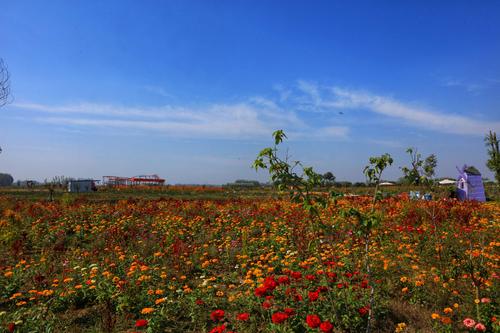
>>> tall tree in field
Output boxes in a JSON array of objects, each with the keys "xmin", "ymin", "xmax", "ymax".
[{"xmin": 485, "ymin": 130, "xmax": 500, "ymax": 184}]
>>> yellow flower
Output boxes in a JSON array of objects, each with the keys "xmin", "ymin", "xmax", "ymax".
[
  {"xmin": 395, "ymin": 322, "xmax": 407, "ymax": 332},
  {"xmin": 141, "ymin": 307, "xmax": 155, "ymax": 314},
  {"xmin": 443, "ymin": 307, "xmax": 453, "ymax": 314}
]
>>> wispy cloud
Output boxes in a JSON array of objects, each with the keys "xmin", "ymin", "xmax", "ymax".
[
  {"xmin": 13, "ymin": 99, "xmax": 344, "ymax": 140},
  {"xmin": 142, "ymin": 85, "xmax": 174, "ymax": 98},
  {"xmin": 11, "ymin": 81, "xmax": 499, "ymax": 139},
  {"xmin": 291, "ymin": 81, "xmax": 500, "ymax": 136},
  {"xmin": 440, "ymin": 78, "xmax": 484, "ymax": 94},
  {"xmin": 328, "ymin": 86, "xmax": 500, "ymax": 135}
]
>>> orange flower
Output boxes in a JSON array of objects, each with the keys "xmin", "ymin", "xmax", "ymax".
[{"xmin": 141, "ymin": 307, "xmax": 155, "ymax": 314}]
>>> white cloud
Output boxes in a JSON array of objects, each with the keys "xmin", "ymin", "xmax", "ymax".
[
  {"xmin": 14, "ymin": 101, "xmax": 314, "ymax": 140},
  {"xmin": 328, "ymin": 86, "xmax": 500, "ymax": 135},
  {"xmin": 12, "ymin": 81, "xmax": 499, "ymax": 139},
  {"xmin": 441, "ymin": 78, "xmax": 484, "ymax": 94}
]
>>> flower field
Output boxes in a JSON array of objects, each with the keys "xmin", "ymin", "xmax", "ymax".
[{"xmin": 0, "ymin": 193, "xmax": 498, "ymax": 332}]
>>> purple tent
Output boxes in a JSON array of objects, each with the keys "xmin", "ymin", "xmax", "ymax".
[{"xmin": 456, "ymin": 165, "xmax": 486, "ymax": 202}]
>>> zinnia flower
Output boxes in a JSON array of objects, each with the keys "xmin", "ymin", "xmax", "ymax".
[
  {"xmin": 474, "ymin": 323, "xmax": 486, "ymax": 332},
  {"xmin": 358, "ymin": 306, "xmax": 369, "ymax": 316},
  {"xmin": 319, "ymin": 321, "xmax": 334, "ymax": 333},
  {"xmin": 463, "ymin": 318, "xmax": 476, "ymax": 328},
  {"xmin": 237, "ymin": 313, "xmax": 250, "ymax": 321},
  {"xmin": 209, "ymin": 324, "xmax": 226, "ymax": 333},
  {"xmin": 135, "ymin": 319, "xmax": 148, "ymax": 327},
  {"xmin": 210, "ymin": 309, "xmax": 225, "ymax": 321},
  {"xmin": 306, "ymin": 314, "xmax": 321, "ymax": 328},
  {"xmin": 271, "ymin": 312, "xmax": 289, "ymax": 324},
  {"xmin": 308, "ymin": 290, "xmax": 319, "ymax": 302}
]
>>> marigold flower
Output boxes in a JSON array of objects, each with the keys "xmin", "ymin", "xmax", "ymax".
[
  {"xmin": 431, "ymin": 313, "xmax": 440, "ymax": 320},
  {"xmin": 141, "ymin": 307, "xmax": 154, "ymax": 315},
  {"xmin": 441, "ymin": 316, "xmax": 452, "ymax": 325},
  {"xmin": 443, "ymin": 307, "xmax": 453, "ymax": 314}
]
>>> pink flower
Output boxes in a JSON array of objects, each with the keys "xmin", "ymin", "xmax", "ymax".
[
  {"xmin": 463, "ymin": 318, "xmax": 476, "ymax": 328},
  {"xmin": 480, "ymin": 297, "xmax": 491, "ymax": 303},
  {"xmin": 474, "ymin": 323, "xmax": 486, "ymax": 332}
]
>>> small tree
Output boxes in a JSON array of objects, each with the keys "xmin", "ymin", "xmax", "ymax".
[
  {"xmin": 485, "ymin": 130, "xmax": 500, "ymax": 184},
  {"xmin": 400, "ymin": 147, "xmax": 437, "ymax": 186},
  {"xmin": 321, "ymin": 171, "xmax": 336, "ymax": 187},
  {"xmin": 253, "ymin": 130, "xmax": 326, "ymax": 221}
]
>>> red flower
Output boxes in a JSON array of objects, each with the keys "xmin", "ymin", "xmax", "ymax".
[
  {"xmin": 336, "ymin": 283, "xmax": 344, "ymax": 289},
  {"xmin": 358, "ymin": 306, "xmax": 370, "ymax": 316},
  {"xmin": 254, "ymin": 286, "xmax": 267, "ymax": 297},
  {"xmin": 210, "ymin": 309, "xmax": 225, "ymax": 321},
  {"xmin": 284, "ymin": 307, "xmax": 295, "ymax": 316},
  {"xmin": 278, "ymin": 276, "xmax": 290, "ymax": 285},
  {"xmin": 291, "ymin": 271, "xmax": 302, "ymax": 279},
  {"xmin": 272, "ymin": 312, "xmax": 289, "ymax": 324},
  {"xmin": 320, "ymin": 321, "xmax": 334, "ymax": 333},
  {"xmin": 305, "ymin": 274, "xmax": 316, "ymax": 281},
  {"xmin": 263, "ymin": 276, "xmax": 277, "ymax": 291},
  {"xmin": 135, "ymin": 319, "xmax": 148, "ymax": 328},
  {"xmin": 308, "ymin": 290, "xmax": 319, "ymax": 302},
  {"xmin": 209, "ymin": 324, "xmax": 226, "ymax": 333},
  {"xmin": 237, "ymin": 313, "xmax": 250, "ymax": 321},
  {"xmin": 317, "ymin": 286, "xmax": 328, "ymax": 292},
  {"xmin": 7, "ymin": 323, "xmax": 15, "ymax": 333},
  {"xmin": 262, "ymin": 300, "xmax": 272, "ymax": 309},
  {"xmin": 306, "ymin": 314, "xmax": 322, "ymax": 328},
  {"xmin": 195, "ymin": 299, "xmax": 205, "ymax": 305}
]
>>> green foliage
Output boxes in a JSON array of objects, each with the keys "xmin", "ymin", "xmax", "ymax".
[
  {"xmin": 253, "ymin": 130, "xmax": 327, "ymax": 220},
  {"xmin": 400, "ymin": 148, "xmax": 437, "ymax": 186},
  {"xmin": 484, "ymin": 130, "xmax": 500, "ymax": 184},
  {"xmin": 0, "ymin": 173, "xmax": 14, "ymax": 186},
  {"xmin": 364, "ymin": 153, "xmax": 394, "ymax": 188},
  {"xmin": 321, "ymin": 171, "xmax": 336, "ymax": 186}
]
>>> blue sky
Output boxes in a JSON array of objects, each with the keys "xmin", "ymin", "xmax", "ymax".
[{"xmin": 1, "ymin": 1, "xmax": 500, "ymax": 183}]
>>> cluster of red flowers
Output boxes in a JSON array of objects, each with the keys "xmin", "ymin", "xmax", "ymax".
[{"xmin": 306, "ymin": 314, "xmax": 334, "ymax": 333}]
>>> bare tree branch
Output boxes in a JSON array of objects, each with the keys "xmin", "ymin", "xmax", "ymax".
[{"xmin": 0, "ymin": 58, "xmax": 12, "ymax": 107}]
